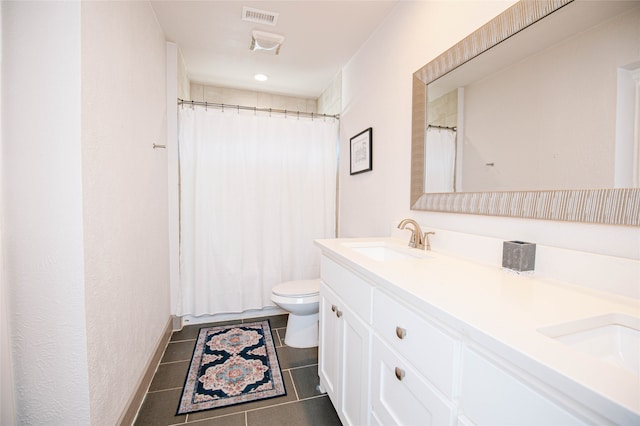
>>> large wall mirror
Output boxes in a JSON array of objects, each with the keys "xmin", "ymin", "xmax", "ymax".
[{"xmin": 411, "ymin": 0, "xmax": 640, "ymax": 226}]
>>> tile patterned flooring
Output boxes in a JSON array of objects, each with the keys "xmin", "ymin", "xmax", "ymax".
[{"xmin": 133, "ymin": 314, "xmax": 342, "ymax": 426}]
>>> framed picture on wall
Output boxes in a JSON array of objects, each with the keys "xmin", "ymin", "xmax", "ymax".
[{"xmin": 350, "ymin": 127, "xmax": 372, "ymax": 175}]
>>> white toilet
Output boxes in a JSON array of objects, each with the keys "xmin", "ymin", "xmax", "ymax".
[{"xmin": 271, "ymin": 279, "xmax": 320, "ymax": 348}]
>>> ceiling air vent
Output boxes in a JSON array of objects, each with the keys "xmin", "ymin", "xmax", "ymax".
[{"xmin": 242, "ymin": 7, "xmax": 279, "ymax": 26}]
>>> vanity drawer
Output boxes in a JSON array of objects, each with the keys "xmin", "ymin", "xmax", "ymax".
[
  {"xmin": 373, "ymin": 289, "xmax": 458, "ymax": 398},
  {"xmin": 371, "ymin": 336, "xmax": 456, "ymax": 426},
  {"xmin": 321, "ymin": 255, "xmax": 373, "ymax": 323}
]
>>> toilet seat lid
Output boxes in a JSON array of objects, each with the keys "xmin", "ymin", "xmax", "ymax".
[{"xmin": 272, "ymin": 279, "xmax": 320, "ymax": 297}]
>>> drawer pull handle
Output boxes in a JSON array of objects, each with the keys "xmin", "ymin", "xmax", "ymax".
[
  {"xmin": 395, "ymin": 326, "xmax": 407, "ymax": 340},
  {"xmin": 394, "ymin": 367, "xmax": 405, "ymax": 381},
  {"xmin": 331, "ymin": 305, "xmax": 337, "ymax": 312},
  {"xmin": 336, "ymin": 310, "xmax": 343, "ymax": 318}
]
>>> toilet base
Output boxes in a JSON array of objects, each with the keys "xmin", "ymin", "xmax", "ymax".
[{"xmin": 284, "ymin": 312, "xmax": 319, "ymax": 348}]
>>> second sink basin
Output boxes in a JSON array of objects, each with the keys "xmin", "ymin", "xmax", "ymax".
[
  {"xmin": 538, "ymin": 313, "xmax": 640, "ymax": 376},
  {"xmin": 342, "ymin": 241, "xmax": 429, "ymax": 261}
]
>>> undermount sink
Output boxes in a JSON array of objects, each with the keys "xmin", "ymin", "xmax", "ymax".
[
  {"xmin": 538, "ymin": 313, "xmax": 640, "ymax": 376},
  {"xmin": 342, "ymin": 241, "xmax": 429, "ymax": 261}
]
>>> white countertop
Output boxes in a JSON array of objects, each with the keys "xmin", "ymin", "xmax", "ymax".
[{"xmin": 315, "ymin": 237, "xmax": 640, "ymax": 423}]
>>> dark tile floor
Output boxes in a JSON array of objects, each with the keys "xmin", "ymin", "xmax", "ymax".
[{"xmin": 133, "ymin": 314, "xmax": 342, "ymax": 426}]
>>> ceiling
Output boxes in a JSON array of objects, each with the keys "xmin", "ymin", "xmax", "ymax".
[{"xmin": 150, "ymin": 0, "xmax": 399, "ymax": 98}]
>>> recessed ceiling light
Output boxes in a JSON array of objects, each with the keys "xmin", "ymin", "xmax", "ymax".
[{"xmin": 254, "ymin": 74, "xmax": 268, "ymax": 82}]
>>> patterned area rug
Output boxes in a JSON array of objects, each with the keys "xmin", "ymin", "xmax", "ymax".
[{"xmin": 177, "ymin": 320, "xmax": 286, "ymax": 414}]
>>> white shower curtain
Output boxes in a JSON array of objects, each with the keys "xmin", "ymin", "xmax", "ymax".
[
  {"xmin": 424, "ymin": 127, "xmax": 456, "ymax": 193},
  {"xmin": 178, "ymin": 106, "xmax": 338, "ymax": 316}
]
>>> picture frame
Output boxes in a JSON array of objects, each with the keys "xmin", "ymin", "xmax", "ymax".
[{"xmin": 350, "ymin": 127, "xmax": 372, "ymax": 175}]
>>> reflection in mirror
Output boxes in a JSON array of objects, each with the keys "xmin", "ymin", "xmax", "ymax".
[
  {"xmin": 425, "ymin": 0, "xmax": 639, "ymax": 193},
  {"xmin": 411, "ymin": 0, "xmax": 640, "ymax": 225},
  {"xmin": 425, "ymin": 90, "xmax": 458, "ymax": 193}
]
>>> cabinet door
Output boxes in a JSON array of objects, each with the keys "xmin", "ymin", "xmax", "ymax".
[
  {"xmin": 318, "ymin": 283, "xmax": 340, "ymax": 400},
  {"xmin": 460, "ymin": 348, "xmax": 585, "ymax": 425},
  {"xmin": 339, "ymin": 304, "xmax": 371, "ymax": 426},
  {"xmin": 371, "ymin": 337, "xmax": 455, "ymax": 426},
  {"xmin": 319, "ymin": 281, "xmax": 372, "ymax": 426}
]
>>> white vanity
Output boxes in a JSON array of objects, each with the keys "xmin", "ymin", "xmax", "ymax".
[{"xmin": 315, "ymin": 237, "xmax": 640, "ymax": 426}]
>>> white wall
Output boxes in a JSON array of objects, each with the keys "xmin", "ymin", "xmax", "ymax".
[
  {"xmin": 190, "ymin": 82, "xmax": 318, "ymax": 112},
  {"xmin": 80, "ymin": 2, "xmax": 170, "ymax": 424},
  {"xmin": 340, "ymin": 0, "xmax": 517, "ymax": 238},
  {"xmin": 2, "ymin": 2, "xmax": 91, "ymax": 423},
  {"xmin": 2, "ymin": 1, "xmax": 171, "ymax": 423},
  {"xmin": 0, "ymin": 227, "xmax": 14, "ymax": 426},
  {"xmin": 0, "ymin": 3, "xmax": 16, "ymax": 424},
  {"xmin": 339, "ymin": 0, "xmax": 640, "ymax": 261},
  {"xmin": 318, "ymin": 71, "xmax": 342, "ymax": 116},
  {"xmin": 463, "ymin": 7, "xmax": 639, "ymax": 191},
  {"xmin": 177, "ymin": 47, "xmax": 190, "ymax": 101}
]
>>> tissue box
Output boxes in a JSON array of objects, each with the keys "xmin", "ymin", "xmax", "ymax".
[{"xmin": 502, "ymin": 241, "xmax": 536, "ymax": 272}]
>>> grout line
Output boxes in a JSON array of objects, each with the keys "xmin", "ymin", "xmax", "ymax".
[
  {"xmin": 170, "ymin": 393, "xmax": 330, "ymax": 425},
  {"xmin": 297, "ymin": 393, "xmax": 327, "ymax": 402},
  {"xmin": 243, "ymin": 394, "xmax": 329, "ymax": 415},
  {"xmin": 275, "ymin": 329, "xmax": 284, "ymax": 348},
  {"xmin": 182, "ymin": 410, "xmax": 245, "ymax": 425},
  {"xmin": 286, "ymin": 363, "xmax": 318, "ymax": 371},
  {"xmin": 159, "ymin": 359, "xmax": 191, "ymax": 366},
  {"xmin": 146, "ymin": 386, "xmax": 184, "ymax": 394},
  {"xmin": 169, "ymin": 337, "xmax": 197, "ymax": 344},
  {"xmin": 158, "ymin": 359, "xmax": 191, "ymax": 365},
  {"xmin": 288, "ymin": 370, "xmax": 300, "ymax": 401}
]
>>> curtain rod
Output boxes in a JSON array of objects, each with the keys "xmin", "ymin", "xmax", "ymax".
[
  {"xmin": 428, "ymin": 124, "xmax": 457, "ymax": 131},
  {"xmin": 178, "ymin": 99, "xmax": 339, "ymax": 120}
]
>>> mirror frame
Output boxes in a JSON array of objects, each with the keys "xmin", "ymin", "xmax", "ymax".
[{"xmin": 411, "ymin": 0, "xmax": 640, "ymax": 226}]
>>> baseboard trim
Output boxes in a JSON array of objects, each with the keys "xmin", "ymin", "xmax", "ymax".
[
  {"xmin": 180, "ymin": 306, "xmax": 287, "ymax": 328},
  {"xmin": 118, "ymin": 316, "xmax": 174, "ymax": 426}
]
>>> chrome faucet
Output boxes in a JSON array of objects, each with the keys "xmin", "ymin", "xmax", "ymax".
[{"xmin": 397, "ymin": 219, "xmax": 435, "ymax": 251}]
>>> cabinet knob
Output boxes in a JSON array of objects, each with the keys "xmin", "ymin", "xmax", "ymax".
[
  {"xmin": 336, "ymin": 310, "xmax": 343, "ymax": 318},
  {"xmin": 394, "ymin": 367, "xmax": 405, "ymax": 381},
  {"xmin": 331, "ymin": 305, "xmax": 337, "ymax": 312},
  {"xmin": 395, "ymin": 326, "xmax": 407, "ymax": 339}
]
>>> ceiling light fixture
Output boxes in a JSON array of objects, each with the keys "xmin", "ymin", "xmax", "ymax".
[
  {"xmin": 254, "ymin": 74, "xmax": 268, "ymax": 82},
  {"xmin": 250, "ymin": 30, "xmax": 285, "ymax": 55}
]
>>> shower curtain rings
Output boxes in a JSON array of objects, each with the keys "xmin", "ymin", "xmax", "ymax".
[{"xmin": 176, "ymin": 99, "xmax": 340, "ymax": 121}]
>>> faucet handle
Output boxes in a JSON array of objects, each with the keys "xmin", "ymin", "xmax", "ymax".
[
  {"xmin": 407, "ymin": 229, "xmax": 418, "ymax": 248},
  {"xmin": 423, "ymin": 231, "xmax": 435, "ymax": 251}
]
